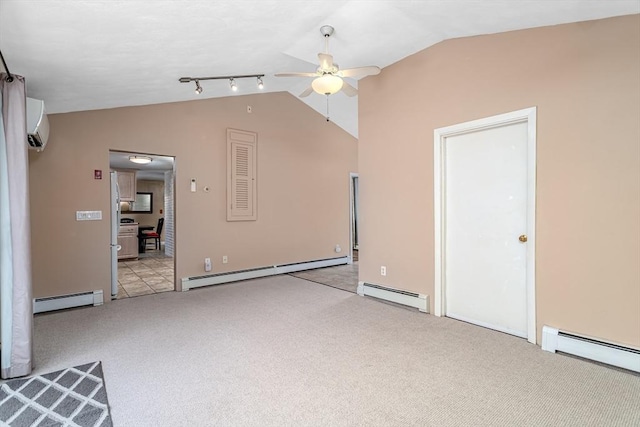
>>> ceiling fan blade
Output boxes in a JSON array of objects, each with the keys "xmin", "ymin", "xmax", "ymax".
[
  {"xmin": 299, "ymin": 86, "xmax": 314, "ymax": 98},
  {"xmin": 338, "ymin": 66, "xmax": 381, "ymax": 78},
  {"xmin": 318, "ymin": 53, "xmax": 334, "ymax": 70},
  {"xmin": 340, "ymin": 81, "xmax": 358, "ymax": 97},
  {"xmin": 275, "ymin": 72, "xmax": 318, "ymax": 78}
]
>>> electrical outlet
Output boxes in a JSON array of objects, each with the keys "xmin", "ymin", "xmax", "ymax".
[
  {"xmin": 335, "ymin": 244, "xmax": 341, "ymax": 253},
  {"xmin": 380, "ymin": 266, "xmax": 387, "ymax": 276},
  {"xmin": 222, "ymin": 255, "xmax": 228, "ymax": 264},
  {"xmin": 204, "ymin": 258, "xmax": 212, "ymax": 272}
]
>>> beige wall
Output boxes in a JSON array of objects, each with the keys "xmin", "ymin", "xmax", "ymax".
[
  {"xmin": 359, "ymin": 15, "xmax": 640, "ymax": 347},
  {"xmin": 29, "ymin": 92, "xmax": 357, "ymax": 298}
]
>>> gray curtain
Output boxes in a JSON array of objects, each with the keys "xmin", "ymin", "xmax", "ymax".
[{"xmin": 0, "ymin": 73, "xmax": 33, "ymax": 379}]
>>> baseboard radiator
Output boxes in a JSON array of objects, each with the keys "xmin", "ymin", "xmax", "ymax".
[
  {"xmin": 181, "ymin": 256, "xmax": 349, "ymax": 291},
  {"xmin": 542, "ymin": 326, "xmax": 640, "ymax": 373},
  {"xmin": 357, "ymin": 282, "xmax": 429, "ymax": 313},
  {"xmin": 33, "ymin": 290, "xmax": 104, "ymax": 314}
]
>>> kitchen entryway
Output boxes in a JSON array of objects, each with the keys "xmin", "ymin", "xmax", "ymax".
[{"xmin": 110, "ymin": 150, "xmax": 176, "ymax": 300}]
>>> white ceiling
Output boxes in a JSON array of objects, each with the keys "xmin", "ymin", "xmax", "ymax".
[
  {"xmin": 109, "ymin": 151, "xmax": 173, "ymax": 181},
  {"xmin": 1, "ymin": 1, "xmax": 638, "ymax": 137}
]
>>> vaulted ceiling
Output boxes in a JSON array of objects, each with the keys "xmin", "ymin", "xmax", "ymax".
[{"xmin": 1, "ymin": 1, "xmax": 638, "ymax": 137}]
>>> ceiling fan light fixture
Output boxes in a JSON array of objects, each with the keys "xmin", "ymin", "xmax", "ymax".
[
  {"xmin": 230, "ymin": 78, "xmax": 238, "ymax": 92},
  {"xmin": 129, "ymin": 155, "xmax": 152, "ymax": 165},
  {"xmin": 194, "ymin": 80, "xmax": 203, "ymax": 94},
  {"xmin": 312, "ymin": 74, "xmax": 343, "ymax": 95},
  {"xmin": 257, "ymin": 76, "xmax": 264, "ymax": 90}
]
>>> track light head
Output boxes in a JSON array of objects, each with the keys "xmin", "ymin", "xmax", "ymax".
[
  {"xmin": 230, "ymin": 78, "xmax": 238, "ymax": 92},
  {"xmin": 194, "ymin": 80, "xmax": 203, "ymax": 94},
  {"xmin": 257, "ymin": 77, "xmax": 264, "ymax": 90}
]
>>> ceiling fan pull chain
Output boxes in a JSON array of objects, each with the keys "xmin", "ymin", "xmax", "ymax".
[{"xmin": 326, "ymin": 95, "xmax": 330, "ymax": 122}]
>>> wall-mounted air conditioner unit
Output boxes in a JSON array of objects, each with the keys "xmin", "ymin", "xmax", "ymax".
[{"xmin": 26, "ymin": 97, "xmax": 49, "ymax": 152}]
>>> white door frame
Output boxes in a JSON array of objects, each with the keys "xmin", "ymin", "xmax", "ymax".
[
  {"xmin": 109, "ymin": 150, "xmax": 177, "ymax": 293},
  {"xmin": 433, "ymin": 107, "xmax": 537, "ymax": 344},
  {"xmin": 349, "ymin": 172, "xmax": 359, "ymax": 264}
]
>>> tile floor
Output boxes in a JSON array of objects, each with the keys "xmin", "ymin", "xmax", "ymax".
[{"xmin": 116, "ymin": 250, "xmax": 175, "ymax": 299}]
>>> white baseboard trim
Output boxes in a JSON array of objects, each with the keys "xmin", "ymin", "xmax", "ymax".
[
  {"xmin": 542, "ymin": 325, "xmax": 640, "ymax": 373},
  {"xmin": 33, "ymin": 290, "xmax": 104, "ymax": 314},
  {"xmin": 181, "ymin": 256, "xmax": 349, "ymax": 291},
  {"xmin": 358, "ymin": 282, "xmax": 429, "ymax": 313}
]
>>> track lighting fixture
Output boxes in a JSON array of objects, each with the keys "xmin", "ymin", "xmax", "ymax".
[{"xmin": 178, "ymin": 74, "xmax": 265, "ymax": 94}]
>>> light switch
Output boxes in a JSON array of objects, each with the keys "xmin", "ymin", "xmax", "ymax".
[{"xmin": 76, "ymin": 211, "xmax": 102, "ymax": 221}]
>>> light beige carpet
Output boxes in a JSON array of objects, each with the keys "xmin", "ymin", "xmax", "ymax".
[{"xmin": 33, "ymin": 275, "xmax": 640, "ymax": 426}]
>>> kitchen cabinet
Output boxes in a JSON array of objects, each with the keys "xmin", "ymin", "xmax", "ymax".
[
  {"xmin": 118, "ymin": 224, "xmax": 139, "ymax": 260},
  {"xmin": 116, "ymin": 170, "xmax": 137, "ymax": 201}
]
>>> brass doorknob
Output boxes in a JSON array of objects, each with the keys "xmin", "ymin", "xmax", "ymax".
[{"xmin": 519, "ymin": 234, "xmax": 528, "ymax": 243}]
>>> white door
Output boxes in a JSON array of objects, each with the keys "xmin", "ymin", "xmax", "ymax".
[{"xmin": 434, "ymin": 108, "xmax": 536, "ymax": 342}]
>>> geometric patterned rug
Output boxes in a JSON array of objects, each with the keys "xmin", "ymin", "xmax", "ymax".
[{"xmin": 0, "ymin": 362, "xmax": 112, "ymax": 427}]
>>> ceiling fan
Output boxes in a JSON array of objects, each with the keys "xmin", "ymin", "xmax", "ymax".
[{"xmin": 275, "ymin": 25, "xmax": 381, "ymax": 98}]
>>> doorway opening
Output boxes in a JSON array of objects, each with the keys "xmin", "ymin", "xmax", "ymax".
[
  {"xmin": 350, "ymin": 173, "xmax": 359, "ymax": 263},
  {"xmin": 109, "ymin": 151, "xmax": 176, "ymax": 299}
]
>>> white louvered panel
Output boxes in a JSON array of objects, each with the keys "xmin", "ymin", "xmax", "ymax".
[
  {"xmin": 227, "ymin": 129, "xmax": 257, "ymax": 221},
  {"xmin": 235, "ymin": 179, "xmax": 249, "ymax": 209},
  {"xmin": 235, "ymin": 146, "xmax": 249, "ymax": 176},
  {"xmin": 231, "ymin": 142, "xmax": 253, "ymax": 214}
]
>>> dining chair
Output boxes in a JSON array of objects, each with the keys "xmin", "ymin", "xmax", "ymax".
[{"xmin": 141, "ymin": 218, "xmax": 164, "ymax": 250}]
